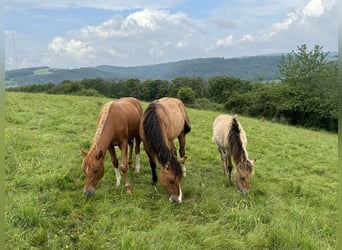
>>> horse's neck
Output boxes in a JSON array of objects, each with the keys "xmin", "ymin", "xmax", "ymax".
[
  {"xmin": 92, "ymin": 130, "xmax": 112, "ymax": 153},
  {"xmin": 233, "ymin": 149, "xmax": 248, "ymax": 165}
]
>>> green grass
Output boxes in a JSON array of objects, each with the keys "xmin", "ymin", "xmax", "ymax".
[{"xmin": 5, "ymin": 92, "xmax": 337, "ymax": 249}]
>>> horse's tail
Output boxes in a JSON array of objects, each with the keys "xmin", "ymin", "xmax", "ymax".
[{"xmin": 143, "ymin": 102, "xmax": 183, "ymax": 177}]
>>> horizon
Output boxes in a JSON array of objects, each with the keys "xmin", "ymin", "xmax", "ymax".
[{"xmin": 5, "ymin": 50, "xmax": 338, "ymax": 72}]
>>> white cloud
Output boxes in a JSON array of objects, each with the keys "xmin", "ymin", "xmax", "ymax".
[
  {"xmin": 303, "ymin": 0, "xmax": 324, "ymax": 17},
  {"xmin": 77, "ymin": 9, "xmax": 192, "ymax": 38},
  {"xmin": 216, "ymin": 35, "xmax": 234, "ymax": 48},
  {"xmin": 241, "ymin": 34, "xmax": 255, "ymax": 42},
  {"xmin": 253, "ymin": 0, "xmax": 336, "ymax": 42},
  {"xmin": 43, "ymin": 36, "xmax": 95, "ymax": 67},
  {"xmin": 41, "ymin": 9, "xmax": 200, "ymax": 68}
]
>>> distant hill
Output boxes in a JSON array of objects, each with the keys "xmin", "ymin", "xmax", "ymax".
[{"xmin": 4, "ymin": 52, "xmax": 337, "ymax": 87}]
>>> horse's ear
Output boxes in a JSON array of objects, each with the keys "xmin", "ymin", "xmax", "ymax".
[
  {"xmin": 179, "ymin": 156, "xmax": 187, "ymax": 165},
  {"xmin": 96, "ymin": 150, "xmax": 104, "ymax": 160},
  {"xmin": 164, "ymin": 164, "xmax": 170, "ymax": 171},
  {"xmin": 80, "ymin": 148, "xmax": 88, "ymax": 157}
]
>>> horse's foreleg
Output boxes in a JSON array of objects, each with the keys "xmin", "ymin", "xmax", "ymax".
[
  {"xmin": 134, "ymin": 137, "xmax": 141, "ymax": 172},
  {"xmin": 218, "ymin": 147, "xmax": 228, "ymax": 176},
  {"xmin": 149, "ymin": 156, "xmax": 158, "ymax": 185},
  {"xmin": 120, "ymin": 141, "xmax": 131, "ymax": 195},
  {"xmin": 144, "ymin": 142, "xmax": 158, "ymax": 185},
  {"xmin": 178, "ymin": 134, "xmax": 186, "ymax": 158},
  {"xmin": 227, "ymin": 156, "xmax": 233, "ymax": 180},
  {"xmin": 108, "ymin": 146, "xmax": 121, "ymax": 186},
  {"xmin": 171, "ymin": 142, "xmax": 177, "ymax": 157}
]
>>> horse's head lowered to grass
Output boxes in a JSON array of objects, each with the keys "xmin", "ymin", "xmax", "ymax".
[
  {"xmin": 234, "ymin": 158, "xmax": 255, "ymax": 194},
  {"xmin": 81, "ymin": 147, "xmax": 105, "ymax": 197}
]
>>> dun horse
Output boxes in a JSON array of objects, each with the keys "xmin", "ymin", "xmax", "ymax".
[
  {"xmin": 140, "ymin": 97, "xmax": 191, "ymax": 203},
  {"xmin": 80, "ymin": 97, "xmax": 143, "ymax": 197},
  {"xmin": 212, "ymin": 115, "xmax": 255, "ymax": 193}
]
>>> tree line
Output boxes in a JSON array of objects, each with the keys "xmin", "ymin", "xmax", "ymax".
[{"xmin": 7, "ymin": 45, "xmax": 338, "ymax": 132}]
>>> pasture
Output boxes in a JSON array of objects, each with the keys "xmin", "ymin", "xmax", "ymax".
[{"xmin": 5, "ymin": 92, "xmax": 337, "ymax": 249}]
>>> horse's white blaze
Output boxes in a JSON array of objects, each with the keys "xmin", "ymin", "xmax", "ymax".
[
  {"xmin": 182, "ymin": 164, "xmax": 186, "ymax": 177},
  {"xmin": 135, "ymin": 154, "xmax": 140, "ymax": 172},
  {"xmin": 178, "ymin": 185, "xmax": 183, "ymax": 203},
  {"xmin": 115, "ymin": 168, "xmax": 121, "ymax": 186}
]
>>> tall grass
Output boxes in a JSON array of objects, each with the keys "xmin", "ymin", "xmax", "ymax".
[{"xmin": 5, "ymin": 92, "xmax": 337, "ymax": 249}]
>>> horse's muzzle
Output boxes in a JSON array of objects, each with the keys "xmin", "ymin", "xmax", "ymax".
[
  {"xmin": 169, "ymin": 185, "xmax": 183, "ymax": 204},
  {"xmin": 83, "ymin": 185, "xmax": 95, "ymax": 197},
  {"xmin": 169, "ymin": 195, "xmax": 182, "ymax": 204},
  {"xmin": 238, "ymin": 189, "xmax": 249, "ymax": 195}
]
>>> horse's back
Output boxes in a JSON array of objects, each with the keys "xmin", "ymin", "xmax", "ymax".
[
  {"xmin": 156, "ymin": 97, "xmax": 190, "ymax": 138},
  {"xmin": 213, "ymin": 114, "xmax": 247, "ymax": 149},
  {"xmin": 213, "ymin": 115, "xmax": 234, "ymax": 148}
]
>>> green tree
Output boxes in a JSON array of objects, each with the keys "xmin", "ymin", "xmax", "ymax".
[
  {"xmin": 141, "ymin": 80, "xmax": 169, "ymax": 101},
  {"xmin": 177, "ymin": 87, "xmax": 195, "ymax": 104},
  {"xmin": 208, "ymin": 76, "xmax": 247, "ymax": 103},
  {"xmin": 277, "ymin": 44, "xmax": 329, "ymax": 88},
  {"xmin": 169, "ymin": 77, "xmax": 208, "ymax": 98}
]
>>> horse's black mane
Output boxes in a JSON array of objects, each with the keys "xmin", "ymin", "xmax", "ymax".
[
  {"xmin": 228, "ymin": 117, "xmax": 247, "ymax": 162},
  {"xmin": 143, "ymin": 101, "xmax": 183, "ymax": 177}
]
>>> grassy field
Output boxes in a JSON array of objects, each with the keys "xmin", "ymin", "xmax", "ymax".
[{"xmin": 5, "ymin": 92, "xmax": 337, "ymax": 249}]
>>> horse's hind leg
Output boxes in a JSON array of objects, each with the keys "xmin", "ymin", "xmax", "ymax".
[
  {"xmin": 178, "ymin": 134, "xmax": 187, "ymax": 176},
  {"xmin": 128, "ymin": 139, "xmax": 133, "ymax": 170},
  {"xmin": 178, "ymin": 133, "xmax": 186, "ymax": 158},
  {"xmin": 134, "ymin": 137, "xmax": 141, "ymax": 172},
  {"xmin": 108, "ymin": 145, "xmax": 121, "ymax": 186}
]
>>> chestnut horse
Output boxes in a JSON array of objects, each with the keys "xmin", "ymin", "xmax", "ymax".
[
  {"xmin": 212, "ymin": 115, "xmax": 255, "ymax": 193},
  {"xmin": 140, "ymin": 97, "xmax": 191, "ymax": 203},
  {"xmin": 80, "ymin": 97, "xmax": 143, "ymax": 197}
]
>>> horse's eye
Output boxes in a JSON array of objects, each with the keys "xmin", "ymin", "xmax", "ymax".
[
  {"xmin": 93, "ymin": 170, "xmax": 98, "ymax": 174},
  {"xmin": 240, "ymin": 176, "xmax": 246, "ymax": 181},
  {"xmin": 169, "ymin": 180, "xmax": 175, "ymax": 185}
]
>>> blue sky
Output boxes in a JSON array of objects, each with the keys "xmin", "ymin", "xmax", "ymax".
[{"xmin": 5, "ymin": 0, "xmax": 338, "ymax": 70}]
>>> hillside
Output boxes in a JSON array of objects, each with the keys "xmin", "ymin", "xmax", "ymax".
[
  {"xmin": 5, "ymin": 55, "xmax": 282, "ymax": 87},
  {"xmin": 5, "ymin": 92, "xmax": 337, "ymax": 249}
]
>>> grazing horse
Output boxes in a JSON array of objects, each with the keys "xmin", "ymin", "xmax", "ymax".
[
  {"xmin": 80, "ymin": 97, "xmax": 143, "ymax": 197},
  {"xmin": 140, "ymin": 97, "xmax": 191, "ymax": 203},
  {"xmin": 212, "ymin": 115, "xmax": 255, "ymax": 193}
]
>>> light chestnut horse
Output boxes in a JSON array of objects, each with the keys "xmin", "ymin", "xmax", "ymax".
[
  {"xmin": 212, "ymin": 115, "xmax": 255, "ymax": 193},
  {"xmin": 80, "ymin": 97, "xmax": 143, "ymax": 197},
  {"xmin": 140, "ymin": 97, "xmax": 191, "ymax": 203}
]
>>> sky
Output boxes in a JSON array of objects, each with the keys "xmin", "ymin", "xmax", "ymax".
[{"xmin": 4, "ymin": 0, "xmax": 338, "ymax": 70}]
